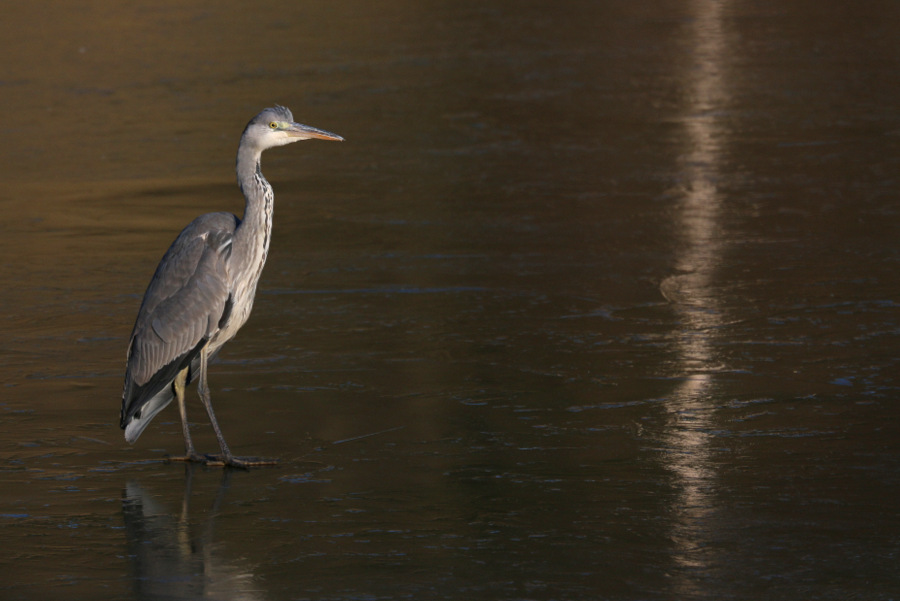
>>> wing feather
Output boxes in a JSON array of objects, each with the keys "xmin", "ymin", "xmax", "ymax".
[{"xmin": 120, "ymin": 212, "xmax": 239, "ymax": 431}]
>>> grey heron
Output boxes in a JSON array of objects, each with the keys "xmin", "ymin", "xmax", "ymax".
[{"xmin": 120, "ymin": 105, "xmax": 343, "ymax": 468}]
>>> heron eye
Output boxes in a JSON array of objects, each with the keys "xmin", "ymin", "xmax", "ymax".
[{"xmin": 269, "ymin": 121, "xmax": 278, "ymax": 129}]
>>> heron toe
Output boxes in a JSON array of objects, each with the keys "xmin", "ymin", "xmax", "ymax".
[{"xmin": 205, "ymin": 455, "xmax": 279, "ymax": 469}]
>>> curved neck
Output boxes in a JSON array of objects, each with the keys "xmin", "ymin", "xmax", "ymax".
[
  {"xmin": 236, "ymin": 142, "xmax": 267, "ymax": 215},
  {"xmin": 233, "ymin": 141, "xmax": 274, "ymax": 273}
]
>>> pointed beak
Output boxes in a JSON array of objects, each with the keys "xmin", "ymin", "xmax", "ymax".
[{"xmin": 287, "ymin": 122, "xmax": 344, "ymax": 141}]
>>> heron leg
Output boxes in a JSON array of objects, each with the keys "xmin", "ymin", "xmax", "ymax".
[
  {"xmin": 171, "ymin": 367, "xmax": 206, "ymax": 463},
  {"xmin": 196, "ymin": 345, "xmax": 277, "ymax": 469},
  {"xmin": 195, "ymin": 345, "xmax": 243, "ymax": 467}
]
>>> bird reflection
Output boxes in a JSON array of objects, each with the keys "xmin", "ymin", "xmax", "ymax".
[{"xmin": 121, "ymin": 466, "xmax": 266, "ymax": 600}]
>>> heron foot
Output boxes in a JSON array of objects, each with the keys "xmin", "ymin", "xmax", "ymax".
[
  {"xmin": 167, "ymin": 451, "xmax": 213, "ymax": 464},
  {"xmin": 209, "ymin": 455, "xmax": 279, "ymax": 469},
  {"xmin": 166, "ymin": 452, "xmax": 276, "ymax": 468},
  {"xmin": 202, "ymin": 454, "xmax": 279, "ymax": 469}
]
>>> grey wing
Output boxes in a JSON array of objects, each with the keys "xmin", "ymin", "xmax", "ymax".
[{"xmin": 120, "ymin": 212, "xmax": 239, "ymax": 438}]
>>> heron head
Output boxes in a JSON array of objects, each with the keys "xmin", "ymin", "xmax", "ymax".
[{"xmin": 243, "ymin": 105, "xmax": 343, "ymax": 150}]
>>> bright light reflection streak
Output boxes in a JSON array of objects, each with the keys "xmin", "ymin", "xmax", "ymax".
[{"xmin": 659, "ymin": 0, "xmax": 730, "ymax": 591}]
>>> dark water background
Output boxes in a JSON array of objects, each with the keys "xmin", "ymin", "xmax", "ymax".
[{"xmin": 1, "ymin": 1, "xmax": 899, "ymax": 599}]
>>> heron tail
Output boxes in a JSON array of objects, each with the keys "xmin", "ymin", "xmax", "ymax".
[{"xmin": 123, "ymin": 388, "xmax": 174, "ymax": 444}]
